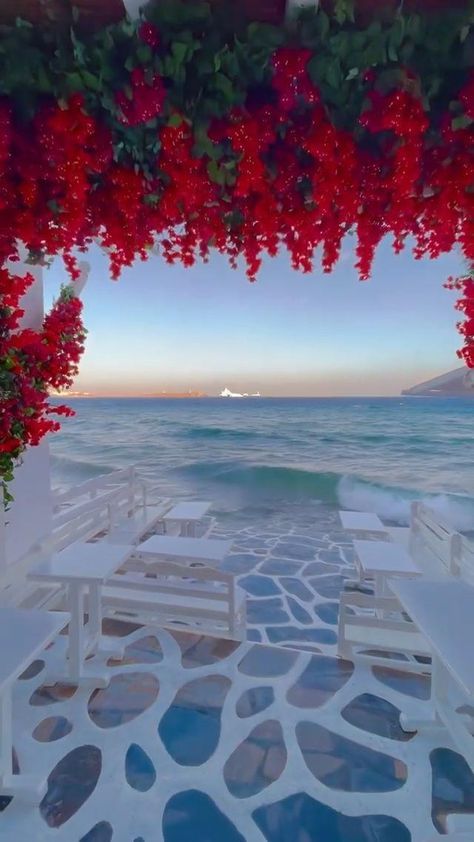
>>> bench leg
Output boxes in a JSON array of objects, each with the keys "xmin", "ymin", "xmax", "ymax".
[
  {"xmin": 0, "ymin": 685, "xmax": 47, "ymax": 802},
  {"xmin": 400, "ymin": 654, "xmax": 442, "ymax": 733}
]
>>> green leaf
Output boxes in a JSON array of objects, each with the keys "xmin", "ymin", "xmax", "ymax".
[
  {"xmin": 452, "ymin": 114, "xmax": 473, "ymax": 130},
  {"xmin": 317, "ymin": 10, "xmax": 330, "ymax": 41},
  {"xmin": 213, "ymin": 72, "xmax": 234, "ymax": 101},
  {"xmin": 81, "ymin": 70, "xmax": 101, "ymax": 92},
  {"xmin": 171, "ymin": 41, "xmax": 189, "ymax": 65},
  {"xmin": 326, "ymin": 60, "xmax": 342, "ymax": 89},
  {"xmin": 207, "ymin": 159, "xmax": 225, "ymax": 185},
  {"xmin": 137, "ymin": 44, "xmax": 152, "ymax": 64},
  {"xmin": 167, "ymin": 112, "xmax": 183, "ymax": 127}
]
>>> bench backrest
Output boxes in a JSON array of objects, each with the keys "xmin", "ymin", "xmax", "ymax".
[
  {"xmin": 453, "ymin": 536, "xmax": 474, "ymax": 585},
  {"xmin": 410, "ymin": 501, "xmax": 462, "ymax": 574},
  {"xmin": 52, "ymin": 466, "xmax": 140, "ymax": 511},
  {"xmin": 118, "ymin": 560, "xmax": 237, "ymax": 614}
]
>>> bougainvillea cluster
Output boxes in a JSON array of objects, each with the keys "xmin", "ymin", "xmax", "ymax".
[
  {"xmin": 0, "ymin": 272, "xmax": 86, "ymax": 506},
  {"xmin": 0, "ymin": 0, "xmax": 473, "ymax": 495}
]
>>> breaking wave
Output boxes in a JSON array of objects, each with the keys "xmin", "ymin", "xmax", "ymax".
[{"xmin": 179, "ymin": 461, "xmax": 474, "ymax": 530}]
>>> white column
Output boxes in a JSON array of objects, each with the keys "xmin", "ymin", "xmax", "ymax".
[{"xmin": 4, "ymin": 251, "xmax": 53, "ymax": 567}]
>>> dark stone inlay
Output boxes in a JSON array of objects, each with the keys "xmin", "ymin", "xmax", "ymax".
[
  {"xmin": 163, "ymin": 790, "xmax": 245, "ymax": 842},
  {"xmin": 314, "ymin": 602, "xmax": 340, "ymax": 625},
  {"xmin": 33, "ymin": 716, "xmax": 73, "ymax": 743},
  {"xmin": 88, "ymin": 672, "xmax": 159, "ymax": 728},
  {"xmin": 125, "ymin": 743, "xmax": 156, "ymax": 792},
  {"xmin": 221, "ymin": 554, "xmax": 258, "ymax": 574},
  {"xmin": 279, "ymin": 577, "xmax": 313, "ymax": 602},
  {"xmin": 259, "ymin": 559, "xmax": 302, "ymax": 576},
  {"xmin": 236, "ymin": 686, "xmax": 275, "ymax": 718},
  {"xmin": 29, "ymin": 683, "xmax": 77, "ymax": 707},
  {"xmin": 309, "ymin": 575, "xmax": 348, "ymax": 599},
  {"xmin": 158, "ymin": 676, "xmax": 231, "ymax": 765},
  {"xmin": 40, "ymin": 745, "xmax": 101, "ymax": 828},
  {"xmin": 296, "ymin": 721, "xmax": 407, "ymax": 792},
  {"xmin": 286, "ymin": 597, "xmax": 312, "ymax": 624},
  {"xmin": 319, "ymin": 549, "xmax": 345, "ymax": 563},
  {"xmin": 19, "ymin": 659, "xmax": 45, "ymax": 680},
  {"xmin": 169, "ymin": 632, "xmax": 241, "ymax": 668},
  {"xmin": 253, "ymin": 792, "xmax": 411, "ymax": 841},
  {"xmin": 431, "ymin": 747, "xmax": 474, "ymax": 833},
  {"xmin": 287, "ymin": 654, "xmax": 354, "ymax": 708},
  {"xmin": 247, "ymin": 629, "xmax": 262, "ymax": 642},
  {"xmin": 267, "ymin": 626, "xmax": 337, "ymax": 645},
  {"xmin": 247, "ymin": 597, "xmax": 289, "ymax": 625},
  {"xmin": 80, "ymin": 821, "xmax": 113, "ymax": 842},
  {"xmin": 108, "ymin": 634, "xmax": 163, "ymax": 666},
  {"xmin": 272, "ymin": 543, "xmax": 315, "ymax": 561},
  {"xmin": 239, "ymin": 575, "xmax": 281, "ymax": 597},
  {"xmin": 224, "ymin": 720, "xmax": 287, "ymax": 798},
  {"xmin": 304, "ymin": 562, "xmax": 340, "ymax": 575},
  {"xmin": 238, "ymin": 645, "xmax": 298, "ymax": 677},
  {"xmin": 342, "ymin": 693, "xmax": 414, "ymax": 741},
  {"xmin": 372, "ymin": 666, "xmax": 431, "ymax": 700},
  {"xmin": 102, "ymin": 618, "xmax": 142, "ymax": 637}
]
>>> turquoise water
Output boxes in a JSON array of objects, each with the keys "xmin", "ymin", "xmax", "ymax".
[{"xmin": 50, "ymin": 397, "xmax": 474, "ymax": 529}]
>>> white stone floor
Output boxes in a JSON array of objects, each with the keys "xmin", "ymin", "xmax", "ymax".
[{"xmin": 1, "ymin": 507, "xmax": 474, "ymax": 841}]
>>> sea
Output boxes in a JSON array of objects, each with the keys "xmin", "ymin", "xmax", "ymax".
[{"xmin": 50, "ymin": 396, "xmax": 474, "ymax": 532}]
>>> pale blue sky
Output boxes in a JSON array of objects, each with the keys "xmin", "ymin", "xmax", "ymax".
[{"xmin": 44, "ymin": 238, "xmax": 463, "ymax": 396}]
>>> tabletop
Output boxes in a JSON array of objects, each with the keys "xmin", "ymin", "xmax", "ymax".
[
  {"xmin": 163, "ymin": 501, "xmax": 212, "ymax": 521},
  {"xmin": 390, "ymin": 578, "xmax": 474, "ymax": 697},
  {"xmin": 138, "ymin": 534, "xmax": 232, "ymax": 563},
  {"xmin": 29, "ymin": 541, "xmax": 134, "ymax": 585},
  {"xmin": 339, "ymin": 511, "xmax": 385, "ymax": 532},
  {"xmin": 353, "ymin": 540, "xmax": 419, "ymax": 575},
  {"xmin": 0, "ymin": 607, "xmax": 69, "ymax": 692}
]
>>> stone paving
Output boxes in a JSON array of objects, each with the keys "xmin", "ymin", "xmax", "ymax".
[
  {"xmin": 2, "ymin": 504, "xmax": 474, "ymax": 840},
  {"xmin": 213, "ymin": 504, "xmax": 359, "ymax": 655}
]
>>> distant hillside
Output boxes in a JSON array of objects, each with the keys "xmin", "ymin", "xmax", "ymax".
[{"xmin": 402, "ymin": 367, "xmax": 474, "ymax": 396}]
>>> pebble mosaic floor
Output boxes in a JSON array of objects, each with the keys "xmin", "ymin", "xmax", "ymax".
[{"xmin": 1, "ymin": 505, "xmax": 474, "ymax": 841}]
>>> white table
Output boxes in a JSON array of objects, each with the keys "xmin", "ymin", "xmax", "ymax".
[
  {"xmin": 29, "ymin": 542, "xmax": 134, "ymax": 687},
  {"xmin": 390, "ymin": 578, "xmax": 474, "ymax": 777},
  {"xmin": 0, "ymin": 607, "xmax": 69, "ymax": 801},
  {"xmin": 339, "ymin": 510, "xmax": 387, "ymax": 536},
  {"xmin": 137, "ymin": 535, "xmax": 233, "ymax": 567},
  {"xmin": 163, "ymin": 501, "xmax": 212, "ymax": 536},
  {"xmin": 353, "ymin": 539, "xmax": 420, "ymax": 597}
]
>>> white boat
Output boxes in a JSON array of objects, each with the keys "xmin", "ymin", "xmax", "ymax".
[{"xmin": 220, "ymin": 387, "xmax": 261, "ymax": 398}]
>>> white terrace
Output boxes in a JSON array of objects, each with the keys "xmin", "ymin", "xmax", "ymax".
[{"xmin": 1, "ymin": 262, "xmax": 474, "ymax": 841}]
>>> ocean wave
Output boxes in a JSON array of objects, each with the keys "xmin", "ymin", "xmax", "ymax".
[
  {"xmin": 179, "ymin": 461, "xmax": 474, "ymax": 530},
  {"xmin": 185, "ymin": 425, "xmax": 256, "ymax": 440},
  {"xmin": 51, "ymin": 455, "xmax": 117, "ymax": 482},
  {"xmin": 337, "ymin": 476, "xmax": 474, "ymax": 530}
]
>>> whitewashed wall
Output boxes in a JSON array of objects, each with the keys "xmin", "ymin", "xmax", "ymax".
[{"xmin": 3, "ymin": 256, "xmax": 53, "ymax": 567}]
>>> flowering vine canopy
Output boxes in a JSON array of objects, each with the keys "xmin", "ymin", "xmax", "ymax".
[{"xmin": 0, "ymin": 0, "xmax": 474, "ymax": 502}]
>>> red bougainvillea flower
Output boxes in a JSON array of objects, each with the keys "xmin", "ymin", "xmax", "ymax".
[
  {"xmin": 138, "ymin": 22, "xmax": 160, "ymax": 49},
  {"xmin": 116, "ymin": 68, "xmax": 165, "ymax": 125}
]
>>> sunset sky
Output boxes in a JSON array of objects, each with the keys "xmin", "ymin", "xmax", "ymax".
[{"xmin": 44, "ymin": 237, "xmax": 463, "ymax": 397}]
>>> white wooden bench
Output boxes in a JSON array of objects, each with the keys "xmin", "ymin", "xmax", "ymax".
[
  {"xmin": 102, "ymin": 560, "xmax": 246, "ymax": 640},
  {"xmin": 338, "ymin": 504, "xmax": 462, "ymax": 666},
  {"xmin": 133, "ymin": 534, "xmax": 234, "ymax": 569}
]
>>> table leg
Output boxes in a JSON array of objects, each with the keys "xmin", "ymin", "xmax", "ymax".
[
  {"xmin": 0, "ymin": 686, "xmax": 12, "ymax": 784},
  {"xmin": 68, "ymin": 582, "xmax": 84, "ymax": 683},
  {"xmin": 400, "ymin": 654, "xmax": 440, "ymax": 733},
  {"xmin": 0, "ymin": 684, "xmax": 47, "ymax": 801},
  {"xmin": 88, "ymin": 582, "xmax": 102, "ymax": 648}
]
